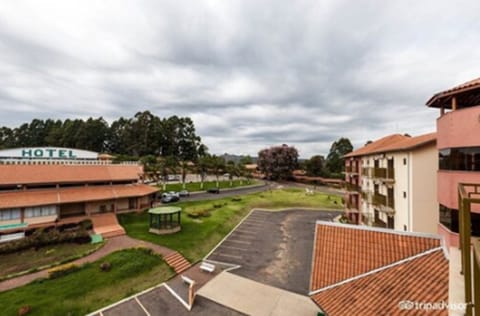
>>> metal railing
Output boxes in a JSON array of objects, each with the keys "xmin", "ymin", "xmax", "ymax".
[{"xmin": 458, "ymin": 183, "xmax": 480, "ymax": 316}]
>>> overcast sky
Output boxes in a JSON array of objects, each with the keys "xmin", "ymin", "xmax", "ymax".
[{"xmin": 1, "ymin": 1, "xmax": 479, "ymax": 158}]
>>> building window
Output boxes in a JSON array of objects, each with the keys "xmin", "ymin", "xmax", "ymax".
[
  {"xmin": 25, "ymin": 206, "xmax": 56, "ymax": 218},
  {"xmin": 439, "ymin": 147, "xmax": 480, "ymax": 171},
  {"xmin": 403, "ymin": 158, "xmax": 407, "ymax": 165},
  {"xmin": 0, "ymin": 209, "xmax": 21, "ymax": 221},
  {"xmin": 403, "ymin": 191, "xmax": 407, "ymax": 198},
  {"xmin": 403, "ymin": 225, "xmax": 407, "ymax": 231},
  {"xmin": 438, "ymin": 204, "xmax": 480, "ymax": 236}
]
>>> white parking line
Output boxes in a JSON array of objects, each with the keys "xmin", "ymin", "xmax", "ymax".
[
  {"xmin": 135, "ymin": 297, "xmax": 151, "ymax": 316},
  {"xmin": 233, "ymin": 229, "xmax": 257, "ymax": 234},
  {"xmin": 242, "ymin": 219, "xmax": 266, "ymax": 224},
  {"xmin": 216, "ymin": 253, "xmax": 243, "ymax": 260},
  {"xmin": 217, "ymin": 245, "xmax": 248, "ymax": 251},
  {"xmin": 225, "ymin": 239, "xmax": 251, "ymax": 244},
  {"xmin": 230, "ymin": 235, "xmax": 256, "ymax": 240}
]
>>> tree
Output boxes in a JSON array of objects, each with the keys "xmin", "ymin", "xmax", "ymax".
[
  {"xmin": 196, "ymin": 155, "xmax": 211, "ymax": 189},
  {"xmin": 209, "ymin": 155, "xmax": 225, "ymax": 187},
  {"xmin": 305, "ymin": 155, "xmax": 326, "ymax": 177},
  {"xmin": 326, "ymin": 137, "xmax": 353, "ymax": 175},
  {"xmin": 257, "ymin": 144, "xmax": 299, "ymax": 180}
]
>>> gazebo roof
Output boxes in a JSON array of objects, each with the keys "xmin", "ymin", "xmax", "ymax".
[{"xmin": 148, "ymin": 206, "xmax": 182, "ymax": 215}]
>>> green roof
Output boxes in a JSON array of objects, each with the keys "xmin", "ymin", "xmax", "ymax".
[
  {"xmin": 148, "ymin": 206, "xmax": 182, "ymax": 215},
  {"xmin": 0, "ymin": 222, "xmax": 28, "ymax": 231}
]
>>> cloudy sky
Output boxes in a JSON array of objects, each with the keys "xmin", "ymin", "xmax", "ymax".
[{"xmin": 1, "ymin": 1, "xmax": 479, "ymax": 158}]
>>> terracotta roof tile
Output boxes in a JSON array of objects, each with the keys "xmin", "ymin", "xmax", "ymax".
[
  {"xmin": 344, "ymin": 132, "xmax": 436, "ymax": 158},
  {"xmin": 0, "ymin": 184, "xmax": 158, "ymax": 209},
  {"xmin": 310, "ymin": 223, "xmax": 441, "ymax": 291},
  {"xmin": 311, "ymin": 250, "xmax": 449, "ymax": 316},
  {"xmin": 0, "ymin": 164, "xmax": 143, "ymax": 186}
]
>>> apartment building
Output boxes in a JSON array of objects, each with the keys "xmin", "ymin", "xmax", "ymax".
[{"xmin": 344, "ymin": 133, "xmax": 437, "ymax": 234}]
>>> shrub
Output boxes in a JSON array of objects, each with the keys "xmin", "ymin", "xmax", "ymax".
[
  {"xmin": 48, "ymin": 263, "xmax": 80, "ymax": 279},
  {"xmin": 18, "ymin": 305, "xmax": 31, "ymax": 316},
  {"xmin": 231, "ymin": 197, "xmax": 242, "ymax": 202},
  {"xmin": 0, "ymin": 228, "xmax": 91, "ymax": 255},
  {"xmin": 213, "ymin": 204, "xmax": 222, "ymax": 209},
  {"xmin": 80, "ymin": 219, "xmax": 93, "ymax": 230},
  {"xmin": 99, "ymin": 262, "xmax": 111, "ymax": 272}
]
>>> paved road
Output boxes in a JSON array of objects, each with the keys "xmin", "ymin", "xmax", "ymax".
[
  {"xmin": 178, "ymin": 183, "xmax": 270, "ymax": 202},
  {"xmin": 172, "ymin": 181, "xmax": 344, "ymax": 204}
]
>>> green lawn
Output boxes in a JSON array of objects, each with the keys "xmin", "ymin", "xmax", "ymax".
[
  {"xmin": 0, "ymin": 242, "xmax": 101, "ymax": 279},
  {"xmin": 119, "ymin": 188, "xmax": 343, "ymax": 262},
  {"xmin": 159, "ymin": 179, "xmax": 259, "ymax": 192},
  {"xmin": 0, "ymin": 248, "xmax": 173, "ymax": 316}
]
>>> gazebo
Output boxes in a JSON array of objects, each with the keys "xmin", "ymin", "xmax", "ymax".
[{"xmin": 148, "ymin": 206, "xmax": 182, "ymax": 235}]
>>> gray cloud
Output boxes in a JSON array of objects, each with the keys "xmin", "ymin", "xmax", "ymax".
[{"xmin": 0, "ymin": 0, "xmax": 479, "ymax": 157}]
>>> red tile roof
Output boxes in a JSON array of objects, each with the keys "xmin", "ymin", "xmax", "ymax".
[
  {"xmin": 311, "ymin": 250, "xmax": 448, "ymax": 316},
  {"xmin": 309, "ymin": 222, "xmax": 448, "ymax": 316},
  {"xmin": 0, "ymin": 184, "xmax": 158, "ymax": 209},
  {"xmin": 344, "ymin": 132, "xmax": 436, "ymax": 158},
  {"xmin": 0, "ymin": 164, "xmax": 144, "ymax": 186},
  {"xmin": 310, "ymin": 223, "xmax": 441, "ymax": 291}
]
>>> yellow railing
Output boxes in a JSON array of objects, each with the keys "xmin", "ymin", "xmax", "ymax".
[{"xmin": 458, "ymin": 183, "xmax": 480, "ymax": 316}]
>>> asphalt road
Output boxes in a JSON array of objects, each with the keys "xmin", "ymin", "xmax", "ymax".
[{"xmin": 177, "ymin": 182, "xmax": 270, "ymax": 202}]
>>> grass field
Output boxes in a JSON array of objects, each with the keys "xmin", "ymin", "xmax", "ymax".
[
  {"xmin": 0, "ymin": 243, "xmax": 101, "ymax": 279},
  {"xmin": 0, "ymin": 248, "xmax": 173, "ymax": 316},
  {"xmin": 159, "ymin": 179, "xmax": 259, "ymax": 192},
  {"xmin": 119, "ymin": 188, "xmax": 343, "ymax": 262}
]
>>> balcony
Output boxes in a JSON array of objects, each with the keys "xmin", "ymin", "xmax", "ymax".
[
  {"xmin": 361, "ymin": 191, "xmax": 372, "ymax": 203},
  {"xmin": 345, "ymin": 165, "xmax": 360, "ymax": 174},
  {"xmin": 373, "ymin": 167, "xmax": 395, "ymax": 182},
  {"xmin": 372, "ymin": 193, "xmax": 387, "ymax": 206},
  {"xmin": 345, "ymin": 182, "xmax": 360, "ymax": 193},
  {"xmin": 362, "ymin": 167, "xmax": 372, "ymax": 177},
  {"xmin": 458, "ymin": 183, "xmax": 480, "ymax": 316}
]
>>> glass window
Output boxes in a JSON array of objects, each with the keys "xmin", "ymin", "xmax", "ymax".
[
  {"xmin": 25, "ymin": 206, "xmax": 56, "ymax": 218},
  {"xmin": 0, "ymin": 209, "xmax": 21, "ymax": 221},
  {"xmin": 439, "ymin": 147, "xmax": 480, "ymax": 171}
]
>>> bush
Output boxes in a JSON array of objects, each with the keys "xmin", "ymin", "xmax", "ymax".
[
  {"xmin": 18, "ymin": 305, "xmax": 31, "ymax": 316},
  {"xmin": 48, "ymin": 263, "xmax": 80, "ymax": 279},
  {"xmin": 99, "ymin": 262, "xmax": 112, "ymax": 272},
  {"xmin": 0, "ymin": 228, "xmax": 91, "ymax": 255},
  {"xmin": 80, "ymin": 219, "xmax": 93, "ymax": 230},
  {"xmin": 187, "ymin": 209, "xmax": 211, "ymax": 218},
  {"xmin": 231, "ymin": 197, "xmax": 242, "ymax": 202}
]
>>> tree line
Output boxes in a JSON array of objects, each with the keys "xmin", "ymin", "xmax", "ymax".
[{"xmin": 0, "ymin": 111, "xmax": 206, "ymax": 161}]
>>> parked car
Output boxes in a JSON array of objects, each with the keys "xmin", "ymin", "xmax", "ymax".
[
  {"xmin": 168, "ymin": 191, "xmax": 180, "ymax": 198},
  {"xmin": 161, "ymin": 194, "xmax": 179, "ymax": 203},
  {"xmin": 207, "ymin": 187, "xmax": 220, "ymax": 194},
  {"xmin": 179, "ymin": 190, "xmax": 190, "ymax": 197}
]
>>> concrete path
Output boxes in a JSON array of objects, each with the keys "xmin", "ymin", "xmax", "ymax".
[
  {"xmin": 197, "ymin": 271, "xmax": 321, "ymax": 316},
  {"xmin": 0, "ymin": 235, "xmax": 178, "ymax": 293}
]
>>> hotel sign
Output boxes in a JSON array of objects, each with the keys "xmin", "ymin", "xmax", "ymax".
[{"xmin": 0, "ymin": 147, "xmax": 99, "ymax": 160}]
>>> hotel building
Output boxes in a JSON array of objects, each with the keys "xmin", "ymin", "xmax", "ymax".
[
  {"xmin": 426, "ymin": 78, "xmax": 480, "ymax": 249},
  {"xmin": 0, "ymin": 147, "xmax": 159, "ymax": 239},
  {"xmin": 344, "ymin": 133, "xmax": 438, "ymax": 234}
]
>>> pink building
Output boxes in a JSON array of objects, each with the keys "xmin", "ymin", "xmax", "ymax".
[{"xmin": 427, "ymin": 78, "xmax": 480, "ymax": 248}]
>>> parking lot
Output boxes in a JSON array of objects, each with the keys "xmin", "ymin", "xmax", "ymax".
[{"xmin": 206, "ymin": 209, "xmax": 340, "ymax": 294}]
